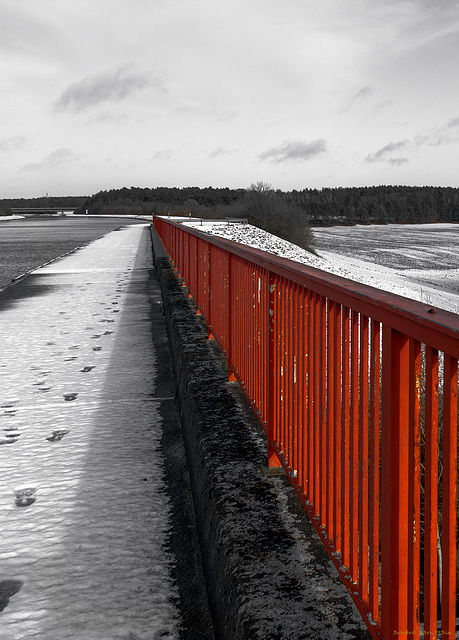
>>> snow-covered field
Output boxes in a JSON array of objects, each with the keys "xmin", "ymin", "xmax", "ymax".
[{"xmin": 181, "ymin": 220, "xmax": 459, "ymax": 315}]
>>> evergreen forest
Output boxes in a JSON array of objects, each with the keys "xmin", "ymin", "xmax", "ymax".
[{"xmin": 2, "ymin": 184, "xmax": 459, "ymax": 251}]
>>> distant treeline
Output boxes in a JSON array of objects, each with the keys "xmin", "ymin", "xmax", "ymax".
[
  {"xmin": 2, "ymin": 185, "xmax": 458, "ymax": 250},
  {"xmin": 3, "ymin": 186, "xmax": 459, "ymax": 226},
  {"xmin": 77, "ymin": 185, "xmax": 459, "ymax": 226}
]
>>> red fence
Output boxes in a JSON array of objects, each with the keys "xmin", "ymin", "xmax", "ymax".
[{"xmin": 154, "ymin": 216, "xmax": 459, "ymax": 640}]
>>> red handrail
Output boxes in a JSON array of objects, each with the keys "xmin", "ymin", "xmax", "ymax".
[{"xmin": 154, "ymin": 216, "xmax": 459, "ymax": 640}]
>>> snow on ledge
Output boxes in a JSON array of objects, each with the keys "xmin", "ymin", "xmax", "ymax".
[{"xmin": 182, "ymin": 221, "xmax": 459, "ymax": 315}]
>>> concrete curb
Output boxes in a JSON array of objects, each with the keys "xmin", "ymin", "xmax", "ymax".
[{"xmin": 149, "ymin": 225, "xmax": 370, "ymax": 640}]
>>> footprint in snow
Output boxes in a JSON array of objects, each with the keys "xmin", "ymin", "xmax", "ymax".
[
  {"xmin": 0, "ymin": 437, "xmax": 19, "ymax": 445},
  {"xmin": 92, "ymin": 346, "xmax": 102, "ymax": 352},
  {"xmin": 1, "ymin": 399, "xmax": 19, "ymax": 408},
  {"xmin": 80, "ymin": 366, "xmax": 95, "ymax": 373},
  {"xmin": 0, "ymin": 580, "xmax": 23, "ymax": 611},
  {"xmin": 63, "ymin": 393, "xmax": 78, "ymax": 401},
  {"xmin": 14, "ymin": 486, "xmax": 37, "ymax": 507},
  {"xmin": 4, "ymin": 429, "xmax": 21, "ymax": 440},
  {"xmin": 46, "ymin": 429, "xmax": 70, "ymax": 442}
]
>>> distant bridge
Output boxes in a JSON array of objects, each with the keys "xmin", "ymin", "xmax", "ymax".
[{"xmin": 11, "ymin": 207, "xmax": 79, "ymax": 215}]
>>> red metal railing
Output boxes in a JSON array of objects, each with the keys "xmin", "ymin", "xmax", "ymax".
[{"xmin": 154, "ymin": 216, "xmax": 459, "ymax": 640}]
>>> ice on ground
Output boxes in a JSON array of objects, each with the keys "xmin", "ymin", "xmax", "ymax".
[{"xmin": 182, "ymin": 220, "xmax": 459, "ymax": 314}]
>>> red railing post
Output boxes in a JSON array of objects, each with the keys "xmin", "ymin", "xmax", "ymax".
[
  {"xmin": 207, "ymin": 244, "xmax": 214, "ymax": 339},
  {"xmin": 267, "ymin": 271, "xmax": 281, "ymax": 467},
  {"xmin": 227, "ymin": 252, "xmax": 236, "ymax": 381},
  {"xmin": 381, "ymin": 327, "xmax": 410, "ymax": 639},
  {"xmin": 441, "ymin": 355, "xmax": 458, "ymax": 636}
]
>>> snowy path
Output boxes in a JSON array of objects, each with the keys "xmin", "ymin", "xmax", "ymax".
[{"xmin": 0, "ymin": 225, "xmax": 180, "ymax": 640}]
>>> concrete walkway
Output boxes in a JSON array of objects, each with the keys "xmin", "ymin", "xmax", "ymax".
[{"xmin": 0, "ymin": 225, "xmax": 189, "ymax": 640}]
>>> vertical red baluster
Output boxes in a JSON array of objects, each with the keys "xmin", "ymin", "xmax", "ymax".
[
  {"xmin": 267, "ymin": 271, "xmax": 281, "ymax": 467},
  {"xmin": 319, "ymin": 296, "xmax": 326, "ymax": 525},
  {"xmin": 441, "ymin": 354, "xmax": 457, "ymax": 637},
  {"xmin": 369, "ymin": 319, "xmax": 381, "ymax": 623},
  {"xmin": 381, "ymin": 328, "xmax": 410, "ymax": 639},
  {"xmin": 408, "ymin": 339, "xmax": 421, "ymax": 638},
  {"xmin": 327, "ymin": 300, "xmax": 336, "ymax": 539},
  {"xmin": 359, "ymin": 315, "xmax": 369, "ymax": 605},
  {"xmin": 313, "ymin": 292, "xmax": 320, "ymax": 513},
  {"xmin": 350, "ymin": 309, "xmax": 359, "ymax": 584},
  {"xmin": 334, "ymin": 303, "xmax": 342, "ymax": 554},
  {"xmin": 299, "ymin": 286, "xmax": 307, "ymax": 495},
  {"xmin": 341, "ymin": 307, "xmax": 351, "ymax": 570},
  {"xmin": 423, "ymin": 346, "xmax": 439, "ymax": 637}
]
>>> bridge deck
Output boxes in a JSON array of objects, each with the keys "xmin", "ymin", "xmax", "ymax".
[{"xmin": 0, "ymin": 226, "xmax": 188, "ymax": 639}]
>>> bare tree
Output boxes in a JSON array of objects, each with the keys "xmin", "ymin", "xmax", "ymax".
[{"xmin": 246, "ymin": 182, "xmax": 276, "ymax": 226}]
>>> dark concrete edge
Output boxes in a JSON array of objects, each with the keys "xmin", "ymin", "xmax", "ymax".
[
  {"xmin": 146, "ymin": 264, "xmax": 215, "ymax": 640},
  {"xmin": 149, "ymin": 225, "xmax": 371, "ymax": 640}
]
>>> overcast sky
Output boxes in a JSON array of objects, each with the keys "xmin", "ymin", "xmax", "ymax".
[{"xmin": 2, "ymin": 0, "xmax": 459, "ymax": 197}]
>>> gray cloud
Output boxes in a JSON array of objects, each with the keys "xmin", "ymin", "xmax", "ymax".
[
  {"xmin": 258, "ymin": 139, "xmax": 326, "ymax": 163},
  {"xmin": 341, "ymin": 86, "xmax": 373, "ymax": 112},
  {"xmin": 55, "ymin": 68, "xmax": 156, "ymax": 112},
  {"xmin": 0, "ymin": 135, "xmax": 26, "ymax": 152},
  {"xmin": 209, "ymin": 147, "xmax": 230, "ymax": 158},
  {"xmin": 22, "ymin": 148, "xmax": 79, "ymax": 172},
  {"xmin": 151, "ymin": 149, "xmax": 172, "ymax": 161},
  {"xmin": 388, "ymin": 157, "xmax": 410, "ymax": 166},
  {"xmin": 365, "ymin": 140, "xmax": 410, "ymax": 164}
]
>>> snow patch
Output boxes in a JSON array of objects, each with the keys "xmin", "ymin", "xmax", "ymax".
[{"xmin": 183, "ymin": 221, "xmax": 459, "ymax": 314}]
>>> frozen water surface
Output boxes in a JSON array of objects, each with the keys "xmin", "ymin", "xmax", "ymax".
[
  {"xmin": 311, "ymin": 223, "xmax": 459, "ymax": 304},
  {"xmin": 0, "ymin": 225, "xmax": 180, "ymax": 640}
]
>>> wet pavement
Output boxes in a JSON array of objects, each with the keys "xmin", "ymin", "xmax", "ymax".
[{"xmin": 0, "ymin": 225, "xmax": 183, "ymax": 640}]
